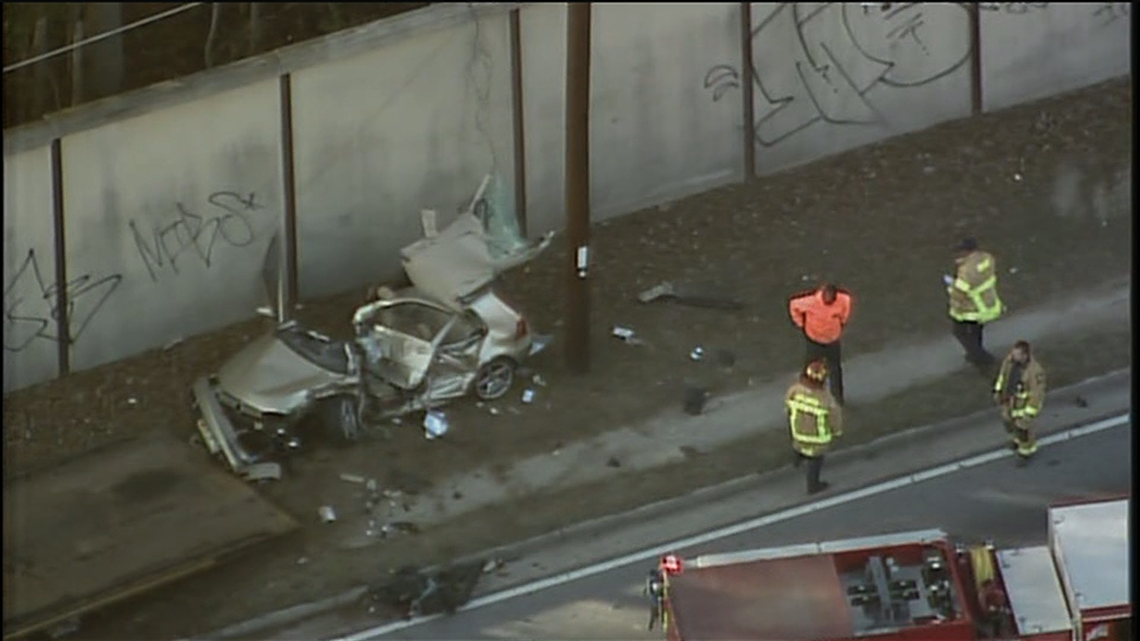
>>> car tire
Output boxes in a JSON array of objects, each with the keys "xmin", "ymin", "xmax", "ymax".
[{"xmin": 474, "ymin": 357, "xmax": 516, "ymax": 401}]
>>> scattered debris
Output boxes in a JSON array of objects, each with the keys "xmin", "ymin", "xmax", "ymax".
[
  {"xmin": 481, "ymin": 558, "xmax": 506, "ymax": 574},
  {"xmin": 318, "ymin": 505, "xmax": 338, "ymax": 523},
  {"xmin": 364, "ymin": 561, "xmax": 485, "ymax": 619},
  {"xmin": 638, "ymin": 281, "xmax": 744, "ymax": 310},
  {"xmin": 381, "ymin": 521, "xmax": 421, "ymax": 538},
  {"xmin": 127, "ymin": 397, "xmax": 138, "ymax": 406},
  {"xmin": 606, "ymin": 456, "xmax": 622, "ymax": 468},
  {"xmin": 297, "ymin": 556, "xmax": 309, "ymax": 565},
  {"xmin": 340, "ymin": 472, "xmax": 368, "ymax": 485},
  {"xmin": 521, "ymin": 389, "xmax": 536, "ymax": 404},
  {"xmin": 489, "ymin": 406, "xmax": 502, "ymax": 416},
  {"xmin": 1074, "ymin": 395, "xmax": 1089, "ymax": 408},
  {"xmin": 243, "ymin": 462, "xmax": 282, "ymax": 483},
  {"xmin": 423, "ymin": 411, "xmax": 449, "ymax": 440},
  {"xmin": 1013, "ymin": 173, "xmax": 1023, "ymax": 182},
  {"xmin": 1009, "ymin": 266, "xmax": 1020, "ymax": 274},
  {"xmin": 612, "ymin": 326, "xmax": 636, "ymax": 341},
  {"xmin": 532, "ymin": 373, "xmax": 547, "ymax": 387},
  {"xmin": 507, "ymin": 407, "xmax": 522, "ymax": 415},
  {"xmin": 690, "ymin": 346, "xmax": 705, "ymax": 361}
]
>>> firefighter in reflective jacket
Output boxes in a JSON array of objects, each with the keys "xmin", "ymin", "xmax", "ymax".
[
  {"xmin": 946, "ymin": 238, "xmax": 1004, "ymax": 367},
  {"xmin": 786, "ymin": 359, "xmax": 844, "ymax": 494},
  {"xmin": 788, "ymin": 282, "xmax": 853, "ymax": 404},
  {"xmin": 993, "ymin": 340, "xmax": 1046, "ymax": 464}
]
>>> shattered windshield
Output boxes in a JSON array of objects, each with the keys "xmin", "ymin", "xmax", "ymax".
[
  {"xmin": 472, "ymin": 174, "xmax": 527, "ymax": 260},
  {"xmin": 276, "ymin": 325, "xmax": 352, "ymax": 375}
]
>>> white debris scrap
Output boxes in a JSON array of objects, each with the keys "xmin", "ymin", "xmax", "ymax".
[{"xmin": 424, "ymin": 411, "xmax": 449, "ymax": 439}]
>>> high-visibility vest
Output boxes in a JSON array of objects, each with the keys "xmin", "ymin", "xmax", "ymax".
[
  {"xmin": 949, "ymin": 251, "xmax": 1003, "ymax": 323},
  {"xmin": 993, "ymin": 359, "xmax": 1045, "ymax": 420},
  {"xmin": 787, "ymin": 392, "xmax": 833, "ymax": 445}
]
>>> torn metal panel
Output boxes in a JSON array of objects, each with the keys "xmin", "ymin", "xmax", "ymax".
[{"xmin": 401, "ymin": 174, "xmax": 553, "ymax": 308}]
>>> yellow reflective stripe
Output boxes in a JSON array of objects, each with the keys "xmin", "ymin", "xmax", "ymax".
[
  {"xmin": 953, "ymin": 278, "xmax": 972, "ymax": 293},
  {"xmin": 788, "ymin": 393, "xmax": 831, "ymax": 444},
  {"xmin": 787, "ymin": 399, "xmax": 823, "ymax": 413},
  {"xmin": 976, "ymin": 258, "xmax": 992, "ymax": 272},
  {"xmin": 993, "ymin": 374, "xmax": 1005, "ymax": 393},
  {"xmin": 1016, "ymin": 405, "xmax": 1040, "ymax": 417},
  {"xmin": 793, "ymin": 431, "xmax": 831, "ymax": 444}
]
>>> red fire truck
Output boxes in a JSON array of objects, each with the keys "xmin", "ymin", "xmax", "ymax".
[{"xmin": 655, "ymin": 495, "xmax": 1129, "ymax": 641}]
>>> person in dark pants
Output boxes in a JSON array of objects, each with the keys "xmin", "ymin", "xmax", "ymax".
[
  {"xmin": 946, "ymin": 238, "xmax": 1004, "ymax": 368},
  {"xmin": 789, "ymin": 282, "xmax": 854, "ymax": 404},
  {"xmin": 785, "ymin": 359, "xmax": 844, "ymax": 494},
  {"xmin": 644, "ymin": 567, "xmax": 666, "ymax": 630}
]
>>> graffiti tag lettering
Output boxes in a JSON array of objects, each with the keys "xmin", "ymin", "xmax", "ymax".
[
  {"xmin": 977, "ymin": 3, "xmax": 1049, "ymax": 13},
  {"xmin": 3, "ymin": 249, "xmax": 122, "ymax": 352},
  {"xmin": 703, "ymin": 3, "xmax": 972, "ymax": 147},
  {"xmin": 129, "ymin": 191, "xmax": 261, "ymax": 282},
  {"xmin": 1093, "ymin": 2, "xmax": 1128, "ymax": 26}
]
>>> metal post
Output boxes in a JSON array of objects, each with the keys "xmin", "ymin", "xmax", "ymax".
[
  {"xmin": 740, "ymin": 2, "xmax": 756, "ymax": 179},
  {"xmin": 564, "ymin": 2, "xmax": 592, "ymax": 373},
  {"xmin": 50, "ymin": 138, "xmax": 70, "ymax": 375},
  {"xmin": 509, "ymin": 8, "xmax": 529, "ymax": 238},
  {"xmin": 279, "ymin": 73, "xmax": 299, "ymax": 316},
  {"xmin": 969, "ymin": 3, "xmax": 983, "ymax": 116}
]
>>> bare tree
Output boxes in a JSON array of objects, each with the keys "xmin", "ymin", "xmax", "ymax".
[
  {"xmin": 204, "ymin": 2, "xmax": 221, "ymax": 68},
  {"xmin": 248, "ymin": 2, "xmax": 262, "ymax": 57},
  {"xmin": 30, "ymin": 16, "xmax": 49, "ymax": 117},
  {"xmin": 84, "ymin": 2, "xmax": 126, "ymax": 100},
  {"xmin": 70, "ymin": 17, "xmax": 83, "ymax": 105}
]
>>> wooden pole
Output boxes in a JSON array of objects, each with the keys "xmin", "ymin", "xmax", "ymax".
[{"xmin": 564, "ymin": 2, "xmax": 592, "ymax": 373}]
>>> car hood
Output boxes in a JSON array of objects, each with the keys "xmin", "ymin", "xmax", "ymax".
[
  {"xmin": 216, "ymin": 329, "xmax": 352, "ymax": 414},
  {"xmin": 400, "ymin": 174, "xmax": 553, "ymax": 309}
]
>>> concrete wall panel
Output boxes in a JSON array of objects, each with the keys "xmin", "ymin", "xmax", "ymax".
[
  {"xmin": 3, "ymin": 146, "xmax": 60, "ymax": 392},
  {"xmin": 981, "ymin": 2, "xmax": 1131, "ymax": 113},
  {"xmin": 742, "ymin": 2, "xmax": 974, "ymax": 175},
  {"xmin": 60, "ymin": 79, "xmax": 284, "ymax": 372},
  {"xmin": 291, "ymin": 14, "xmax": 516, "ymax": 299},
  {"xmin": 521, "ymin": 3, "xmax": 745, "ymax": 235}
]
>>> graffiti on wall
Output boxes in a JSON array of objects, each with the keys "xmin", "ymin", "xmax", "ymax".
[
  {"xmin": 1092, "ymin": 2, "xmax": 1129, "ymax": 26},
  {"xmin": 977, "ymin": 3, "xmax": 1049, "ymax": 13},
  {"xmin": 703, "ymin": 3, "xmax": 974, "ymax": 147},
  {"xmin": 129, "ymin": 191, "xmax": 263, "ymax": 282},
  {"xmin": 3, "ymin": 249, "xmax": 122, "ymax": 352}
]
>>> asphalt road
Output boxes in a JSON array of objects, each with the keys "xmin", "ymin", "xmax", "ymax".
[{"xmin": 366, "ymin": 422, "xmax": 1131, "ymax": 640}]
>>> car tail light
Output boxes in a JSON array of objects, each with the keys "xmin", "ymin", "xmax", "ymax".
[
  {"xmin": 514, "ymin": 317, "xmax": 529, "ymax": 340},
  {"xmin": 661, "ymin": 554, "xmax": 683, "ymax": 575}
]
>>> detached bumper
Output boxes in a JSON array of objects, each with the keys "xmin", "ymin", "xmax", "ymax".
[{"xmin": 192, "ymin": 377, "xmax": 259, "ymax": 474}]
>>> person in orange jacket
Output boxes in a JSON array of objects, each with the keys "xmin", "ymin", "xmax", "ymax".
[{"xmin": 788, "ymin": 282, "xmax": 854, "ymax": 404}]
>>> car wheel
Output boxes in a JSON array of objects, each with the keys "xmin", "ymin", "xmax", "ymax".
[{"xmin": 474, "ymin": 357, "xmax": 516, "ymax": 401}]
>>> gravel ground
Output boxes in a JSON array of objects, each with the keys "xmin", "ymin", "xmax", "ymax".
[{"xmin": 3, "ymin": 77, "xmax": 1131, "ymax": 638}]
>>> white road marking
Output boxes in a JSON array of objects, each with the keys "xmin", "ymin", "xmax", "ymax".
[{"xmin": 332, "ymin": 412, "xmax": 1129, "ymax": 641}]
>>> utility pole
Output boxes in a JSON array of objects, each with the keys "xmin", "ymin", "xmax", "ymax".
[{"xmin": 564, "ymin": 2, "xmax": 592, "ymax": 373}]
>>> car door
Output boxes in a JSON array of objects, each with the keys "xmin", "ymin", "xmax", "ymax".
[{"xmin": 357, "ymin": 301, "xmax": 452, "ymax": 391}]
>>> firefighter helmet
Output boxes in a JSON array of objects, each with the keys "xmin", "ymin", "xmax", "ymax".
[{"xmin": 804, "ymin": 359, "xmax": 828, "ymax": 384}]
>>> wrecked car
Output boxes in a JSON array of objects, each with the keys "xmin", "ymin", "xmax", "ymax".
[{"xmin": 192, "ymin": 175, "xmax": 553, "ymax": 476}]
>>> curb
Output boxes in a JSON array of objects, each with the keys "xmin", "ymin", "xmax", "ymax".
[{"xmin": 199, "ymin": 366, "xmax": 1131, "ymax": 640}]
